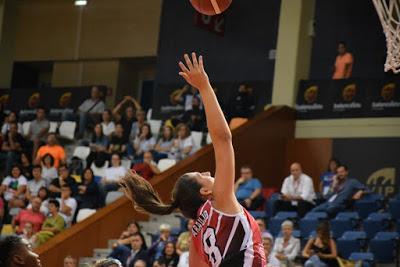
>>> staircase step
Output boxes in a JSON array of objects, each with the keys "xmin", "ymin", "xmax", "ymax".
[{"xmin": 93, "ymin": 248, "xmax": 112, "ymax": 258}]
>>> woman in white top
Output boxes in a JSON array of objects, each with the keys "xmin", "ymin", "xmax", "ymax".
[
  {"xmin": 133, "ymin": 123, "xmax": 155, "ymax": 158},
  {"xmin": 154, "ymin": 125, "xmax": 174, "ymax": 161},
  {"xmin": 0, "ymin": 165, "xmax": 27, "ymax": 212},
  {"xmin": 102, "ymin": 153, "xmax": 127, "ymax": 192},
  {"xmin": 1, "ymin": 111, "xmax": 23, "ymax": 135},
  {"xmin": 169, "ymin": 123, "xmax": 195, "ymax": 160},
  {"xmin": 41, "ymin": 153, "xmax": 58, "ymax": 186},
  {"xmin": 272, "ymin": 220, "xmax": 300, "ymax": 267},
  {"xmin": 101, "ymin": 109, "xmax": 116, "ymax": 137},
  {"xmin": 262, "ymin": 233, "xmax": 280, "ymax": 267}
]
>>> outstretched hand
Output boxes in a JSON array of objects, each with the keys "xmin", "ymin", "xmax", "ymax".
[{"xmin": 179, "ymin": 52, "xmax": 210, "ymax": 91}]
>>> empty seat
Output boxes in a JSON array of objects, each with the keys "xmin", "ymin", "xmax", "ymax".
[
  {"xmin": 105, "ymin": 191, "xmax": 124, "ymax": 205},
  {"xmin": 191, "ymin": 131, "xmax": 203, "ymax": 148},
  {"xmin": 22, "ymin": 121, "xmax": 31, "ymax": 136},
  {"xmin": 249, "ymin": 211, "xmax": 267, "ymax": 219},
  {"xmin": 354, "ymin": 199, "xmax": 380, "ymax": 218},
  {"xmin": 299, "ymin": 218, "xmax": 318, "ymax": 238},
  {"xmin": 275, "ymin": 211, "xmax": 298, "ymax": 220},
  {"xmin": 72, "ymin": 146, "xmax": 91, "ymax": 161},
  {"xmin": 336, "ymin": 231, "xmax": 367, "ymax": 258},
  {"xmin": 349, "ymin": 252, "xmax": 374, "ymax": 267},
  {"xmin": 388, "ymin": 199, "xmax": 400, "ymax": 220},
  {"xmin": 330, "ymin": 218, "xmax": 354, "ymax": 239},
  {"xmin": 304, "ymin": 211, "xmax": 328, "ymax": 220},
  {"xmin": 157, "ymin": 159, "xmax": 177, "ymax": 172},
  {"xmin": 121, "ymin": 159, "xmax": 132, "ymax": 170},
  {"xmin": 148, "ymin": 119, "xmax": 162, "ymax": 135},
  {"xmin": 49, "ymin": 121, "xmax": 59, "ymax": 133},
  {"xmin": 369, "ymin": 232, "xmax": 399, "ymax": 263},
  {"xmin": 59, "ymin": 121, "xmax": 76, "ymax": 140},
  {"xmin": 362, "ymin": 212, "xmax": 391, "ymax": 239},
  {"xmin": 206, "ymin": 132, "xmax": 212, "ymax": 144},
  {"xmin": 76, "ymin": 208, "xmax": 96, "ymax": 223}
]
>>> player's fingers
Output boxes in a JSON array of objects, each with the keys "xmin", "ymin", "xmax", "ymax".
[
  {"xmin": 184, "ymin": 54, "xmax": 194, "ymax": 70},
  {"xmin": 192, "ymin": 52, "xmax": 199, "ymax": 68},
  {"xmin": 199, "ymin": 55, "xmax": 204, "ymax": 70},
  {"xmin": 179, "ymin": 72, "xmax": 190, "ymax": 81},
  {"xmin": 178, "ymin": 61, "xmax": 189, "ymax": 73}
]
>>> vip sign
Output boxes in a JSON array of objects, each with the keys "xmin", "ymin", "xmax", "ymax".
[{"xmin": 367, "ymin": 168, "xmax": 396, "ymax": 197}]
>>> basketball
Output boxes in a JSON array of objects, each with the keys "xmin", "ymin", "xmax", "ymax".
[{"xmin": 190, "ymin": 0, "xmax": 232, "ymax": 16}]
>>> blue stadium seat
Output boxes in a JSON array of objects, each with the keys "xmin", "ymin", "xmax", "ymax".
[
  {"xmin": 265, "ymin": 193, "xmax": 280, "ymax": 218},
  {"xmin": 336, "ymin": 231, "xmax": 367, "ymax": 258},
  {"xmin": 299, "ymin": 218, "xmax": 318, "ymax": 238},
  {"xmin": 354, "ymin": 200, "xmax": 380, "ymax": 218},
  {"xmin": 249, "ymin": 210, "xmax": 267, "ymax": 219},
  {"xmin": 388, "ymin": 199, "xmax": 400, "ymax": 220},
  {"xmin": 336, "ymin": 211, "xmax": 360, "ymax": 221},
  {"xmin": 361, "ymin": 193, "xmax": 384, "ymax": 205},
  {"xmin": 349, "ymin": 252, "xmax": 374, "ymax": 267},
  {"xmin": 330, "ymin": 219, "xmax": 354, "ymax": 239},
  {"xmin": 269, "ymin": 212, "xmax": 297, "ymax": 237},
  {"xmin": 362, "ymin": 212, "xmax": 392, "ymax": 239},
  {"xmin": 396, "ymin": 220, "xmax": 400, "ymax": 234},
  {"xmin": 304, "ymin": 211, "xmax": 328, "ymax": 220},
  {"xmin": 369, "ymin": 232, "xmax": 399, "ymax": 263},
  {"xmin": 275, "ymin": 211, "xmax": 298, "ymax": 220}
]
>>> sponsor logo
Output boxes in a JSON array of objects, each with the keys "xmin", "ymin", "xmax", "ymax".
[
  {"xmin": 296, "ymin": 85, "xmax": 324, "ymax": 112},
  {"xmin": 59, "ymin": 92, "xmax": 72, "ymax": 108},
  {"xmin": 28, "ymin": 93, "xmax": 40, "ymax": 109},
  {"xmin": 0, "ymin": 94, "xmax": 10, "ymax": 106},
  {"xmin": 333, "ymin": 84, "xmax": 362, "ymax": 111},
  {"xmin": 367, "ymin": 168, "xmax": 396, "ymax": 197},
  {"xmin": 371, "ymin": 83, "xmax": 400, "ymax": 110}
]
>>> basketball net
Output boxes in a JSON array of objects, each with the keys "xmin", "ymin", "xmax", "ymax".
[{"xmin": 373, "ymin": 0, "xmax": 400, "ymax": 73}]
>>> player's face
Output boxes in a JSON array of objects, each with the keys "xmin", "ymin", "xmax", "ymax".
[
  {"xmin": 16, "ymin": 239, "xmax": 42, "ymax": 267},
  {"xmin": 191, "ymin": 172, "xmax": 214, "ymax": 196}
]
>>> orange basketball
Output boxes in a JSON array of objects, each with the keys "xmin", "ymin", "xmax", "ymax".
[{"xmin": 190, "ymin": 0, "xmax": 232, "ymax": 16}]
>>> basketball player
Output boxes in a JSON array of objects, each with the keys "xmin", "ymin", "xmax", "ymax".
[
  {"xmin": 0, "ymin": 235, "xmax": 42, "ymax": 267},
  {"xmin": 121, "ymin": 53, "xmax": 265, "ymax": 266}
]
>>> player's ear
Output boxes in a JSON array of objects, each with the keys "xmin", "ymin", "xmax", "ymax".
[{"xmin": 200, "ymin": 187, "xmax": 212, "ymax": 198}]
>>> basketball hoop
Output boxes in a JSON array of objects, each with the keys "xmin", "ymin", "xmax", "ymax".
[{"xmin": 373, "ymin": 0, "xmax": 400, "ymax": 73}]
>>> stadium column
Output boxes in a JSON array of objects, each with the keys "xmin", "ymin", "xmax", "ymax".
[
  {"xmin": 0, "ymin": 0, "xmax": 17, "ymax": 87},
  {"xmin": 271, "ymin": 0, "xmax": 315, "ymax": 107}
]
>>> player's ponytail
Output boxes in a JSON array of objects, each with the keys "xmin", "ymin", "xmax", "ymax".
[{"xmin": 121, "ymin": 170, "xmax": 206, "ymax": 219}]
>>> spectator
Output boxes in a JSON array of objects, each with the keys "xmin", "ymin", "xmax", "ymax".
[
  {"xmin": 274, "ymin": 163, "xmax": 316, "ymax": 217},
  {"xmin": 169, "ymin": 124, "xmax": 195, "ymax": 160},
  {"xmin": 176, "ymin": 219, "xmax": 194, "ymax": 256},
  {"xmin": 31, "ymin": 199, "xmax": 65, "ymax": 247},
  {"xmin": 40, "ymin": 153, "xmax": 58, "ymax": 186},
  {"xmin": 13, "ymin": 197, "xmax": 45, "ymax": 234},
  {"xmin": 153, "ymin": 241, "xmax": 180, "ymax": 267},
  {"xmin": 64, "ymin": 255, "xmax": 78, "ymax": 267},
  {"xmin": 27, "ymin": 107, "xmax": 50, "ymax": 157},
  {"xmin": 0, "ymin": 235, "xmax": 42, "ymax": 267},
  {"xmin": 101, "ymin": 109, "xmax": 116, "ymax": 137},
  {"xmin": 132, "ymin": 152, "xmax": 160, "ymax": 180},
  {"xmin": 320, "ymin": 158, "xmax": 340, "ymax": 198},
  {"xmin": 171, "ymin": 84, "xmax": 201, "ymax": 111},
  {"xmin": 20, "ymin": 221, "xmax": 35, "ymax": 243},
  {"xmin": 234, "ymin": 165, "xmax": 264, "ymax": 210},
  {"xmin": 112, "ymin": 96, "xmax": 141, "ymax": 140},
  {"xmin": 25, "ymin": 165, "xmax": 46, "ymax": 201},
  {"xmin": 134, "ymin": 260, "xmax": 147, "ymax": 267},
  {"xmin": 87, "ymin": 123, "xmax": 110, "ymax": 167},
  {"xmin": 76, "ymin": 168, "xmax": 102, "ymax": 210},
  {"xmin": 310, "ymin": 165, "xmax": 367, "ymax": 217},
  {"xmin": 49, "ymin": 164, "xmax": 78, "ymax": 198},
  {"xmin": 102, "ymin": 153, "xmax": 127, "ymax": 192},
  {"xmin": 1, "ymin": 111, "xmax": 22, "ymax": 135},
  {"xmin": 78, "ymin": 86, "xmax": 105, "ymax": 137},
  {"xmin": 262, "ymin": 233, "xmax": 279, "ymax": 267},
  {"xmin": 148, "ymin": 224, "xmax": 174, "ymax": 262},
  {"xmin": 133, "ymin": 123, "xmax": 155, "ymax": 158},
  {"xmin": 112, "ymin": 220, "xmax": 141, "ymax": 249},
  {"xmin": 131, "ymin": 110, "xmax": 147, "ymax": 139},
  {"xmin": 154, "ymin": 126, "xmax": 174, "ymax": 161},
  {"xmin": 0, "ymin": 165, "xmax": 27, "ymax": 214},
  {"xmin": 35, "ymin": 133, "xmax": 66, "ymax": 169},
  {"xmin": 303, "ymin": 222, "xmax": 338, "ymax": 267},
  {"xmin": 0, "ymin": 122, "xmax": 25, "ymax": 173},
  {"xmin": 179, "ymin": 96, "xmax": 204, "ymax": 131},
  {"xmin": 332, "ymin": 41, "xmax": 353, "ymax": 80},
  {"xmin": 94, "ymin": 259, "xmax": 123, "ymax": 267},
  {"xmin": 109, "ymin": 124, "xmax": 128, "ymax": 156},
  {"xmin": 109, "ymin": 232, "xmax": 148, "ymax": 267},
  {"xmin": 58, "ymin": 184, "xmax": 77, "ymax": 226},
  {"xmin": 228, "ymin": 84, "xmax": 255, "ymax": 120},
  {"xmin": 27, "ymin": 186, "xmax": 49, "ymax": 215},
  {"xmin": 20, "ymin": 152, "xmax": 33, "ymax": 181},
  {"xmin": 272, "ymin": 220, "xmax": 300, "ymax": 267}
]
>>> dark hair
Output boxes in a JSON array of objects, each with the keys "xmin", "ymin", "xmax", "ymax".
[
  {"xmin": 102, "ymin": 109, "xmax": 112, "ymax": 121},
  {"xmin": 82, "ymin": 167, "xmax": 94, "ymax": 181},
  {"xmin": 161, "ymin": 126, "xmax": 174, "ymax": 142},
  {"xmin": 61, "ymin": 184, "xmax": 71, "ymax": 190},
  {"xmin": 327, "ymin": 158, "xmax": 340, "ymax": 172},
  {"xmin": 48, "ymin": 198, "xmax": 60, "ymax": 209},
  {"xmin": 163, "ymin": 241, "xmax": 177, "ymax": 257},
  {"xmin": 338, "ymin": 41, "xmax": 347, "ymax": 47},
  {"xmin": 7, "ymin": 111, "xmax": 19, "ymax": 122},
  {"xmin": 38, "ymin": 186, "xmax": 49, "ymax": 200},
  {"xmin": 176, "ymin": 123, "xmax": 191, "ymax": 139},
  {"xmin": 9, "ymin": 164, "xmax": 22, "ymax": 177},
  {"xmin": 37, "ymin": 107, "xmax": 46, "ymax": 113},
  {"xmin": 42, "ymin": 153, "xmax": 55, "ymax": 167},
  {"xmin": 121, "ymin": 171, "xmax": 205, "ymax": 219},
  {"xmin": 127, "ymin": 220, "xmax": 141, "ymax": 231},
  {"xmin": 316, "ymin": 221, "xmax": 331, "ymax": 246},
  {"xmin": 32, "ymin": 164, "xmax": 42, "ymax": 171},
  {"xmin": 138, "ymin": 123, "xmax": 153, "ymax": 140},
  {"xmin": 20, "ymin": 151, "xmax": 32, "ymax": 163},
  {"xmin": 337, "ymin": 164, "xmax": 348, "ymax": 171},
  {"xmin": 131, "ymin": 232, "xmax": 148, "ymax": 250},
  {"xmin": 240, "ymin": 165, "xmax": 252, "ymax": 171},
  {"xmin": 0, "ymin": 235, "xmax": 24, "ymax": 266},
  {"xmin": 59, "ymin": 164, "xmax": 69, "ymax": 170}
]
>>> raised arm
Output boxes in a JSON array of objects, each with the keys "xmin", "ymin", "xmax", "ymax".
[{"xmin": 179, "ymin": 53, "xmax": 240, "ymax": 214}]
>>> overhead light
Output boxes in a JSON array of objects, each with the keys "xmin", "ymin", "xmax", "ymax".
[{"xmin": 75, "ymin": 0, "xmax": 87, "ymax": 6}]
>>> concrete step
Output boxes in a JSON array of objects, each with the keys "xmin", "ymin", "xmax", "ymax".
[{"xmin": 93, "ymin": 248, "xmax": 112, "ymax": 258}]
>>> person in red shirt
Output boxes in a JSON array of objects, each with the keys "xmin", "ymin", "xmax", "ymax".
[
  {"xmin": 132, "ymin": 151, "xmax": 161, "ymax": 180},
  {"xmin": 13, "ymin": 197, "xmax": 46, "ymax": 234},
  {"xmin": 332, "ymin": 41, "xmax": 354, "ymax": 80}
]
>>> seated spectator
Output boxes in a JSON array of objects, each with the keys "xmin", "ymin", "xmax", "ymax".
[
  {"xmin": 132, "ymin": 152, "xmax": 160, "ymax": 180},
  {"xmin": 94, "ymin": 259, "xmax": 123, "ymax": 267},
  {"xmin": 153, "ymin": 241, "xmax": 179, "ymax": 267},
  {"xmin": 101, "ymin": 109, "xmax": 116, "ymax": 137},
  {"xmin": 310, "ymin": 165, "xmax": 367, "ymax": 217},
  {"xmin": 112, "ymin": 220, "xmax": 141, "ymax": 249},
  {"xmin": 1, "ymin": 111, "xmax": 22, "ymax": 135},
  {"xmin": 102, "ymin": 153, "xmax": 127, "ymax": 192},
  {"xmin": 262, "ymin": 233, "xmax": 279, "ymax": 267},
  {"xmin": 320, "ymin": 158, "xmax": 340, "ymax": 198},
  {"xmin": 131, "ymin": 110, "xmax": 147, "ymax": 140},
  {"xmin": 27, "ymin": 186, "xmax": 50, "ymax": 215},
  {"xmin": 0, "ymin": 122, "xmax": 25, "ymax": 174},
  {"xmin": 76, "ymin": 168, "xmax": 102, "ymax": 210},
  {"xmin": 134, "ymin": 260, "xmax": 147, "ymax": 267},
  {"xmin": 58, "ymin": 184, "xmax": 77, "ymax": 226},
  {"xmin": 20, "ymin": 221, "xmax": 35, "ymax": 243},
  {"xmin": 169, "ymin": 124, "xmax": 195, "ymax": 160},
  {"xmin": 179, "ymin": 96, "xmax": 204, "ymax": 131},
  {"xmin": 272, "ymin": 220, "xmax": 300, "ymax": 267},
  {"xmin": 332, "ymin": 41, "xmax": 353, "ymax": 80},
  {"xmin": 154, "ymin": 126, "xmax": 174, "ymax": 161},
  {"xmin": 87, "ymin": 123, "xmax": 109, "ymax": 168},
  {"xmin": 148, "ymin": 224, "xmax": 174, "ymax": 262},
  {"xmin": 64, "ymin": 255, "xmax": 78, "ymax": 267},
  {"xmin": 109, "ymin": 124, "xmax": 128, "ymax": 156},
  {"xmin": 0, "ymin": 165, "xmax": 27, "ymax": 215},
  {"xmin": 176, "ymin": 219, "xmax": 194, "ymax": 256},
  {"xmin": 78, "ymin": 86, "xmax": 105, "ymax": 137},
  {"xmin": 170, "ymin": 84, "xmax": 201, "ymax": 111},
  {"xmin": 35, "ymin": 133, "xmax": 66, "ymax": 169},
  {"xmin": 27, "ymin": 107, "xmax": 50, "ymax": 157},
  {"xmin": 274, "ymin": 163, "xmax": 316, "ymax": 217},
  {"xmin": 13, "ymin": 197, "xmax": 45, "ymax": 234},
  {"xmin": 228, "ymin": 84, "xmax": 255, "ymax": 120},
  {"xmin": 25, "ymin": 165, "xmax": 47, "ymax": 201},
  {"xmin": 234, "ymin": 165, "xmax": 263, "ymax": 210},
  {"xmin": 109, "ymin": 232, "xmax": 148, "ymax": 267},
  {"xmin": 31, "ymin": 199, "xmax": 65, "ymax": 247},
  {"xmin": 20, "ymin": 152, "xmax": 33, "ymax": 181},
  {"xmin": 40, "ymin": 153, "xmax": 58, "ymax": 186},
  {"xmin": 112, "ymin": 96, "xmax": 141, "ymax": 140},
  {"xmin": 0, "ymin": 235, "xmax": 42, "ymax": 267},
  {"xmin": 303, "ymin": 222, "xmax": 338, "ymax": 267},
  {"xmin": 49, "ymin": 164, "xmax": 78, "ymax": 198},
  {"xmin": 133, "ymin": 123, "xmax": 155, "ymax": 158}
]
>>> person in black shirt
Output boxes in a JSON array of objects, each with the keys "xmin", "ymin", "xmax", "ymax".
[
  {"xmin": 228, "ymin": 84, "xmax": 255, "ymax": 121},
  {"xmin": 108, "ymin": 124, "xmax": 128, "ymax": 157},
  {"xmin": 112, "ymin": 96, "xmax": 141, "ymax": 141},
  {"xmin": 0, "ymin": 123, "xmax": 26, "ymax": 174},
  {"xmin": 153, "ymin": 241, "xmax": 179, "ymax": 267},
  {"xmin": 48, "ymin": 164, "xmax": 78, "ymax": 198},
  {"xmin": 179, "ymin": 96, "xmax": 205, "ymax": 131},
  {"xmin": 76, "ymin": 168, "xmax": 102, "ymax": 210}
]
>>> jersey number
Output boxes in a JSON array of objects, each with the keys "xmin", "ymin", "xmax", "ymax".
[{"xmin": 203, "ymin": 227, "xmax": 222, "ymax": 266}]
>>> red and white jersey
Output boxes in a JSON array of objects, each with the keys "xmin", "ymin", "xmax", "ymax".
[{"xmin": 192, "ymin": 200, "xmax": 266, "ymax": 267}]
